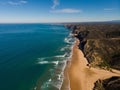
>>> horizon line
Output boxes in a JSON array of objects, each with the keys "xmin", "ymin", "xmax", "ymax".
[{"xmin": 0, "ymin": 20, "xmax": 120, "ymax": 24}]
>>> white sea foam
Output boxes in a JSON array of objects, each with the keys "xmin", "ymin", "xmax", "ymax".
[
  {"xmin": 40, "ymin": 59, "xmax": 71, "ymax": 90},
  {"xmin": 37, "ymin": 57, "xmax": 46, "ymax": 61},
  {"xmin": 54, "ymin": 53, "xmax": 67, "ymax": 58},
  {"xmin": 40, "ymin": 60, "xmax": 67, "ymax": 90},
  {"xmin": 38, "ymin": 61, "xmax": 49, "ymax": 64},
  {"xmin": 64, "ymin": 37, "xmax": 75, "ymax": 44},
  {"xmin": 60, "ymin": 45, "xmax": 70, "ymax": 51},
  {"xmin": 60, "ymin": 47, "xmax": 66, "ymax": 51},
  {"xmin": 34, "ymin": 86, "xmax": 37, "ymax": 90},
  {"xmin": 69, "ymin": 33, "xmax": 73, "ymax": 36},
  {"xmin": 48, "ymin": 79, "xmax": 52, "ymax": 82},
  {"xmin": 40, "ymin": 32, "xmax": 75, "ymax": 90},
  {"xmin": 37, "ymin": 57, "xmax": 57, "ymax": 65},
  {"xmin": 64, "ymin": 37, "xmax": 71, "ymax": 44},
  {"xmin": 52, "ymin": 61, "xmax": 59, "ymax": 65},
  {"xmin": 38, "ymin": 60, "xmax": 59, "ymax": 65},
  {"xmin": 39, "ymin": 46, "xmax": 73, "ymax": 89},
  {"xmin": 58, "ymin": 74, "xmax": 61, "ymax": 80}
]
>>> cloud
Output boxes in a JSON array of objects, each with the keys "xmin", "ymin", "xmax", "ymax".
[
  {"xmin": 8, "ymin": 0, "xmax": 27, "ymax": 5},
  {"xmin": 50, "ymin": 8, "xmax": 81, "ymax": 13},
  {"xmin": 51, "ymin": 0, "xmax": 59, "ymax": 9},
  {"xmin": 20, "ymin": 0, "xmax": 27, "ymax": 4},
  {"xmin": 50, "ymin": 0, "xmax": 81, "ymax": 14}
]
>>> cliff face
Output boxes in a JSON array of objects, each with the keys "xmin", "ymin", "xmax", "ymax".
[
  {"xmin": 65, "ymin": 24, "xmax": 120, "ymax": 70},
  {"xmin": 65, "ymin": 24, "xmax": 120, "ymax": 90},
  {"xmin": 93, "ymin": 77, "xmax": 120, "ymax": 90},
  {"xmin": 85, "ymin": 39, "xmax": 120, "ymax": 70}
]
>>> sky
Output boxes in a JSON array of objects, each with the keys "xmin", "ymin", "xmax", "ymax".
[{"xmin": 0, "ymin": 0, "xmax": 120, "ymax": 23}]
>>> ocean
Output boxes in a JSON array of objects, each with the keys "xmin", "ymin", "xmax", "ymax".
[{"xmin": 0, "ymin": 24, "xmax": 74, "ymax": 90}]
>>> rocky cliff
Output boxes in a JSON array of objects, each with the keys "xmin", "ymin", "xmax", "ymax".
[
  {"xmin": 65, "ymin": 24, "xmax": 120, "ymax": 70},
  {"xmin": 65, "ymin": 23, "xmax": 120, "ymax": 90},
  {"xmin": 93, "ymin": 76, "xmax": 120, "ymax": 90}
]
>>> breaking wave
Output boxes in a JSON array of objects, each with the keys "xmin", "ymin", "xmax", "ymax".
[{"xmin": 38, "ymin": 32, "xmax": 75, "ymax": 90}]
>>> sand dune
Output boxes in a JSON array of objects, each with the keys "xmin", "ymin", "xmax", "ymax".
[{"xmin": 67, "ymin": 39, "xmax": 120, "ymax": 90}]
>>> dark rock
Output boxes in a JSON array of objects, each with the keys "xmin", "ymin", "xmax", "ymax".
[{"xmin": 94, "ymin": 77, "xmax": 120, "ymax": 90}]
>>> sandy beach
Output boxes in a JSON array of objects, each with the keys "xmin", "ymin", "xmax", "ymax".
[{"xmin": 63, "ymin": 38, "xmax": 120, "ymax": 90}]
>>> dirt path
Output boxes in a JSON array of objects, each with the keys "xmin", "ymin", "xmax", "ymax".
[{"xmin": 68, "ymin": 39, "xmax": 120, "ymax": 90}]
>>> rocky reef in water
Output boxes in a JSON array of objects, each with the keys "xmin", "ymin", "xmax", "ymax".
[{"xmin": 65, "ymin": 23, "xmax": 120, "ymax": 90}]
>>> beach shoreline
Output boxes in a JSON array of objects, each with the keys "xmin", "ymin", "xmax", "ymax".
[{"xmin": 61, "ymin": 37, "xmax": 120, "ymax": 90}]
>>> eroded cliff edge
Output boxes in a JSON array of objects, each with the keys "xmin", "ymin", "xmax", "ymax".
[{"xmin": 65, "ymin": 23, "xmax": 120, "ymax": 90}]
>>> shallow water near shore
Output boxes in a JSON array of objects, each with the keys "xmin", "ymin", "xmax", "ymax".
[{"xmin": 0, "ymin": 24, "xmax": 74, "ymax": 90}]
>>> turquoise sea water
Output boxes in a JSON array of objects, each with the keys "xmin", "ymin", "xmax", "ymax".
[{"xmin": 0, "ymin": 24, "xmax": 74, "ymax": 90}]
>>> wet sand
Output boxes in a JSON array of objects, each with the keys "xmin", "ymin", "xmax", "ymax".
[{"xmin": 62, "ymin": 38, "xmax": 120, "ymax": 90}]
